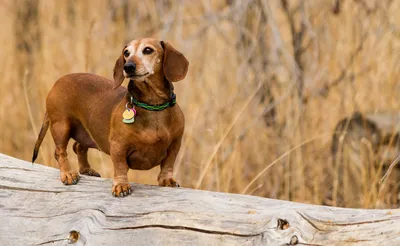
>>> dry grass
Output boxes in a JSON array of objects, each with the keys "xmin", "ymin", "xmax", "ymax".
[{"xmin": 1, "ymin": 0, "xmax": 400, "ymax": 208}]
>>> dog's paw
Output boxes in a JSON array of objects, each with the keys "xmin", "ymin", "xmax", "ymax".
[
  {"xmin": 158, "ymin": 177, "xmax": 180, "ymax": 187},
  {"xmin": 112, "ymin": 182, "xmax": 132, "ymax": 197},
  {"xmin": 80, "ymin": 168, "xmax": 101, "ymax": 177},
  {"xmin": 60, "ymin": 171, "xmax": 80, "ymax": 185}
]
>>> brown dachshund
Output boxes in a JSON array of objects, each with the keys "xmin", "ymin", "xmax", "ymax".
[{"xmin": 32, "ymin": 38, "xmax": 189, "ymax": 197}]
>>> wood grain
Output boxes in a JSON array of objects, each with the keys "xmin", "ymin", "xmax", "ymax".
[{"xmin": 0, "ymin": 153, "xmax": 399, "ymax": 245}]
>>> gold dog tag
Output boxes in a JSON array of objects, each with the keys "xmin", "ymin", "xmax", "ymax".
[
  {"xmin": 122, "ymin": 108, "xmax": 136, "ymax": 124},
  {"xmin": 123, "ymin": 109, "xmax": 135, "ymax": 119}
]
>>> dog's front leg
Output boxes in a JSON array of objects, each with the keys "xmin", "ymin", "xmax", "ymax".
[
  {"xmin": 110, "ymin": 142, "xmax": 131, "ymax": 197},
  {"xmin": 158, "ymin": 137, "xmax": 182, "ymax": 187}
]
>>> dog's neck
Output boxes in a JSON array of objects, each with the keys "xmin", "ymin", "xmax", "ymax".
[{"xmin": 127, "ymin": 74, "xmax": 174, "ymax": 106}]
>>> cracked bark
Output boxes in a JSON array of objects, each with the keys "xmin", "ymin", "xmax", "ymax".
[{"xmin": 105, "ymin": 225, "xmax": 263, "ymax": 238}]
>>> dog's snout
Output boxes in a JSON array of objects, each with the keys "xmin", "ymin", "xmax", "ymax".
[{"xmin": 124, "ymin": 62, "xmax": 136, "ymax": 74}]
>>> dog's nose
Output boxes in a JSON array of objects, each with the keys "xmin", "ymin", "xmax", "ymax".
[{"xmin": 124, "ymin": 62, "xmax": 136, "ymax": 74}]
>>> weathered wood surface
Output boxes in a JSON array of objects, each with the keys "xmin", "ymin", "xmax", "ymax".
[{"xmin": 1, "ymin": 154, "xmax": 400, "ymax": 246}]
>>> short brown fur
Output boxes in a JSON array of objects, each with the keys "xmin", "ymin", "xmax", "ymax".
[{"xmin": 32, "ymin": 38, "xmax": 189, "ymax": 197}]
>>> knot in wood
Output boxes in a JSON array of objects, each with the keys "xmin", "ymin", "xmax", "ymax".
[
  {"xmin": 67, "ymin": 230, "xmax": 80, "ymax": 244},
  {"xmin": 277, "ymin": 218, "xmax": 290, "ymax": 230}
]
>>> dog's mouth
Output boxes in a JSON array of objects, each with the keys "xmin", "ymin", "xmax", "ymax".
[{"xmin": 126, "ymin": 72, "xmax": 149, "ymax": 79}]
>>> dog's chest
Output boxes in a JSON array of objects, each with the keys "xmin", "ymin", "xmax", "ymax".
[
  {"xmin": 136, "ymin": 126, "xmax": 171, "ymax": 145},
  {"xmin": 127, "ymin": 127, "xmax": 171, "ymax": 170}
]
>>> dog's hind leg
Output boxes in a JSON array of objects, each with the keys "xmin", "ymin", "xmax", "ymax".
[
  {"xmin": 50, "ymin": 121, "xmax": 80, "ymax": 185},
  {"xmin": 73, "ymin": 142, "xmax": 101, "ymax": 177}
]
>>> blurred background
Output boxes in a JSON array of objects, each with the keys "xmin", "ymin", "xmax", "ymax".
[{"xmin": 1, "ymin": 0, "xmax": 400, "ymax": 208}]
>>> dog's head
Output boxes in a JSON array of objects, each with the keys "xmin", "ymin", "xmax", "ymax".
[{"xmin": 113, "ymin": 38, "xmax": 189, "ymax": 89}]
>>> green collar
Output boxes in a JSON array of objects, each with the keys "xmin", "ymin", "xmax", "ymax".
[{"xmin": 130, "ymin": 93, "xmax": 176, "ymax": 111}]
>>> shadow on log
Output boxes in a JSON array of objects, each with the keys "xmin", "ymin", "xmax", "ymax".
[{"xmin": 0, "ymin": 153, "xmax": 400, "ymax": 245}]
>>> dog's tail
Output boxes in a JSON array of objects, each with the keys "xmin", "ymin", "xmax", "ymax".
[{"xmin": 32, "ymin": 112, "xmax": 50, "ymax": 163}]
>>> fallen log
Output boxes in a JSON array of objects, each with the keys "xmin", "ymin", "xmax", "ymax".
[{"xmin": 0, "ymin": 153, "xmax": 399, "ymax": 245}]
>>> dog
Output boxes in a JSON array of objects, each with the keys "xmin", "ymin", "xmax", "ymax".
[{"xmin": 32, "ymin": 38, "xmax": 189, "ymax": 197}]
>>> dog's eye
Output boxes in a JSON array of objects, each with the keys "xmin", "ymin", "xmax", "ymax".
[
  {"xmin": 124, "ymin": 50, "xmax": 130, "ymax": 58},
  {"xmin": 143, "ymin": 47, "xmax": 154, "ymax": 55}
]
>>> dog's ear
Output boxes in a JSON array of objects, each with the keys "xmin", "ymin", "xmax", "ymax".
[
  {"xmin": 161, "ymin": 41, "xmax": 189, "ymax": 82},
  {"xmin": 113, "ymin": 46, "xmax": 126, "ymax": 89}
]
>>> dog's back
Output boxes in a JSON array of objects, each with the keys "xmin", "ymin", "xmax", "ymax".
[{"xmin": 46, "ymin": 73, "xmax": 126, "ymax": 153}]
